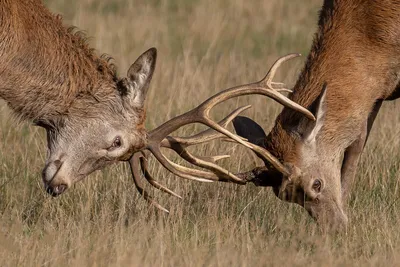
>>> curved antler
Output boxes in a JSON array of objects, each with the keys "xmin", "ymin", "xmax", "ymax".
[{"xmin": 129, "ymin": 54, "xmax": 314, "ymax": 212}]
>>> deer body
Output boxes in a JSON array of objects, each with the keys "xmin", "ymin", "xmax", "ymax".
[
  {"xmin": 0, "ymin": 0, "xmax": 158, "ymax": 196},
  {"xmin": 231, "ymin": 0, "xmax": 400, "ymax": 227},
  {"xmin": 0, "ymin": 0, "xmax": 119, "ymax": 121}
]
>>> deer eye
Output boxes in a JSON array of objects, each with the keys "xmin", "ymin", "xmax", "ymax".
[
  {"xmin": 312, "ymin": 179, "xmax": 322, "ymax": 192},
  {"xmin": 108, "ymin": 136, "xmax": 122, "ymax": 151}
]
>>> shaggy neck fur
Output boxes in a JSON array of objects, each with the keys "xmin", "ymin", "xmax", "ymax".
[
  {"xmin": 0, "ymin": 0, "xmax": 118, "ymax": 122},
  {"xmin": 266, "ymin": 0, "xmax": 400, "ymax": 163}
]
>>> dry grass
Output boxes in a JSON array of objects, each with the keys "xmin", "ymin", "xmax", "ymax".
[{"xmin": 1, "ymin": 0, "xmax": 400, "ymax": 266}]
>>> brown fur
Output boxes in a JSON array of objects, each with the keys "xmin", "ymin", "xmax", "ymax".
[
  {"xmin": 267, "ymin": 0, "xmax": 400, "ymax": 163},
  {"xmin": 0, "ymin": 0, "xmax": 158, "ymax": 197},
  {"xmin": 236, "ymin": 0, "xmax": 400, "ymax": 227},
  {"xmin": 0, "ymin": 0, "xmax": 119, "ymax": 122}
]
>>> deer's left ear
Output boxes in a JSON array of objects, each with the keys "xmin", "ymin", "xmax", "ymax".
[
  {"xmin": 304, "ymin": 84, "xmax": 327, "ymax": 144},
  {"xmin": 121, "ymin": 47, "xmax": 157, "ymax": 108}
]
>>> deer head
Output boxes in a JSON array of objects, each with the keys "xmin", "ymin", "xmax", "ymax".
[
  {"xmin": 233, "ymin": 84, "xmax": 348, "ymax": 228},
  {"xmin": 39, "ymin": 48, "xmax": 157, "ymax": 196}
]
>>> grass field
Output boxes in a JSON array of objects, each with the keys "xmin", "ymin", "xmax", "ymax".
[{"xmin": 1, "ymin": 0, "xmax": 400, "ymax": 266}]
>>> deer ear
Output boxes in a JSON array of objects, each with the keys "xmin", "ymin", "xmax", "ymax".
[
  {"xmin": 233, "ymin": 116, "xmax": 273, "ymax": 165},
  {"xmin": 233, "ymin": 116, "xmax": 267, "ymax": 147},
  {"xmin": 304, "ymin": 84, "xmax": 327, "ymax": 144},
  {"xmin": 121, "ymin": 47, "xmax": 157, "ymax": 108}
]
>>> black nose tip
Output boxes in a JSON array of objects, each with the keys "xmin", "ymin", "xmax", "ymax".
[{"xmin": 46, "ymin": 184, "xmax": 67, "ymax": 197}]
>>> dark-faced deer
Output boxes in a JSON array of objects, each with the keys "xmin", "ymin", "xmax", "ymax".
[
  {"xmin": 232, "ymin": 0, "xmax": 400, "ymax": 227},
  {"xmin": 0, "ymin": 1, "xmax": 157, "ymax": 196},
  {"xmin": 130, "ymin": 0, "xmax": 400, "ymax": 227},
  {"xmin": 231, "ymin": 0, "xmax": 400, "ymax": 227}
]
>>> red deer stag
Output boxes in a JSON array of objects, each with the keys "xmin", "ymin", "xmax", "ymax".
[
  {"xmin": 130, "ymin": 0, "xmax": 400, "ymax": 227},
  {"xmin": 0, "ymin": 0, "xmax": 158, "ymax": 196},
  {"xmin": 233, "ymin": 0, "xmax": 400, "ymax": 227},
  {"xmin": 0, "ymin": 0, "xmax": 310, "ymax": 204}
]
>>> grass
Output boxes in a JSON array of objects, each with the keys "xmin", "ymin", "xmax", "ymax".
[{"xmin": 1, "ymin": 0, "xmax": 400, "ymax": 266}]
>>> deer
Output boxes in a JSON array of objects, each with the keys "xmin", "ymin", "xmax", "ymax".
[
  {"xmin": 0, "ymin": 0, "xmax": 310, "ymax": 203},
  {"xmin": 2, "ymin": 0, "xmax": 393, "ymax": 228},
  {"xmin": 230, "ymin": 0, "xmax": 400, "ymax": 227},
  {"xmin": 128, "ymin": 0, "xmax": 400, "ymax": 228},
  {"xmin": 0, "ymin": 0, "xmax": 159, "ymax": 196}
]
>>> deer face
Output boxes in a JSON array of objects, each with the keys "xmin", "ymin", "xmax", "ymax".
[
  {"xmin": 277, "ymin": 86, "xmax": 348, "ymax": 228},
  {"xmin": 234, "ymin": 85, "xmax": 348, "ymax": 228},
  {"xmin": 40, "ymin": 48, "xmax": 156, "ymax": 196},
  {"xmin": 276, "ymin": 140, "xmax": 348, "ymax": 228}
]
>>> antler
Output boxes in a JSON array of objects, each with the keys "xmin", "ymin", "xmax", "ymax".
[{"xmin": 129, "ymin": 54, "xmax": 315, "ymax": 212}]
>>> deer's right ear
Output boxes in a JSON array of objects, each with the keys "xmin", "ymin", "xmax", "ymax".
[{"xmin": 119, "ymin": 47, "xmax": 157, "ymax": 108}]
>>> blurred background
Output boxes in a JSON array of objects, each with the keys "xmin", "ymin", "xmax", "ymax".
[{"xmin": 1, "ymin": 0, "xmax": 399, "ymax": 266}]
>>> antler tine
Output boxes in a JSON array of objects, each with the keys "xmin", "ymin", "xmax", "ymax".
[
  {"xmin": 129, "ymin": 153, "xmax": 170, "ymax": 213},
  {"xmin": 270, "ymin": 82, "xmax": 287, "ymax": 89},
  {"xmin": 161, "ymin": 105, "xmax": 251, "ymax": 147},
  {"xmin": 263, "ymin": 53, "xmax": 301, "ymax": 86},
  {"xmin": 166, "ymin": 146, "xmax": 246, "ymax": 183},
  {"xmin": 139, "ymin": 155, "xmax": 182, "ymax": 199},
  {"xmin": 149, "ymin": 145, "xmax": 233, "ymax": 182},
  {"xmin": 163, "ymin": 154, "xmax": 245, "ymax": 184},
  {"xmin": 202, "ymin": 155, "xmax": 231, "ymax": 162}
]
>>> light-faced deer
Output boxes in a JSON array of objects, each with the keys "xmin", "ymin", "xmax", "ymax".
[
  {"xmin": 1, "ymin": 1, "xmax": 306, "ymax": 207},
  {"xmin": 1, "ymin": 1, "xmax": 307, "ymax": 205},
  {"xmin": 130, "ymin": 0, "xmax": 400, "ymax": 227},
  {"xmin": 0, "ymin": 0, "xmax": 157, "ymax": 196}
]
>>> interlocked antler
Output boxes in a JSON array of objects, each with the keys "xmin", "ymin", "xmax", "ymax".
[{"xmin": 129, "ymin": 54, "xmax": 315, "ymax": 212}]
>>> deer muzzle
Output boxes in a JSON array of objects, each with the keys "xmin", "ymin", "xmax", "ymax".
[{"xmin": 42, "ymin": 159, "xmax": 69, "ymax": 196}]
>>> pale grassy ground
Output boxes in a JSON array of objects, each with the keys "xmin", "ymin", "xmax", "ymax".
[{"xmin": 1, "ymin": 0, "xmax": 400, "ymax": 266}]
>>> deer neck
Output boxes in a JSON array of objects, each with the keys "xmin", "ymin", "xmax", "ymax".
[
  {"xmin": 0, "ymin": 1, "xmax": 116, "ymax": 122},
  {"xmin": 267, "ymin": 0, "xmax": 400, "ymax": 163}
]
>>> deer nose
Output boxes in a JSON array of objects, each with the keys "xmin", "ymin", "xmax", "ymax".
[
  {"xmin": 42, "ymin": 160, "xmax": 63, "ymax": 184},
  {"xmin": 42, "ymin": 159, "xmax": 69, "ymax": 196}
]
